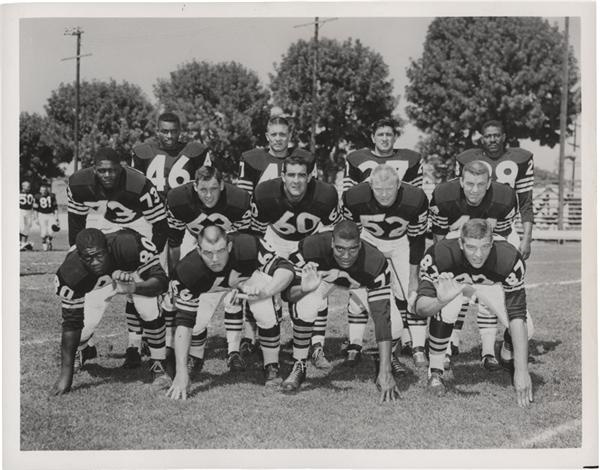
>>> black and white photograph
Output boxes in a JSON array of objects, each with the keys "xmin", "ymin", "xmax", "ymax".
[{"xmin": 3, "ymin": 2, "xmax": 597, "ymax": 469}]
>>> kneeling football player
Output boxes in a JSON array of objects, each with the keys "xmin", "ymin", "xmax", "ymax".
[{"xmin": 51, "ymin": 228, "xmax": 170, "ymax": 395}]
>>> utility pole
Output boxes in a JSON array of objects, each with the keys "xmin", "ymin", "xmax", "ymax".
[
  {"xmin": 62, "ymin": 27, "xmax": 91, "ymax": 172},
  {"xmin": 557, "ymin": 17, "xmax": 569, "ymax": 230}
]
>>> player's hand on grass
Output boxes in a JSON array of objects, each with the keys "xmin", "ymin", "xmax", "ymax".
[
  {"xmin": 434, "ymin": 273, "xmax": 463, "ymax": 304},
  {"xmin": 301, "ymin": 262, "xmax": 322, "ymax": 293},
  {"xmin": 166, "ymin": 373, "xmax": 190, "ymax": 400},
  {"xmin": 376, "ymin": 370, "xmax": 400, "ymax": 404},
  {"xmin": 50, "ymin": 373, "xmax": 72, "ymax": 396},
  {"xmin": 514, "ymin": 369, "xmax": 533, "ymax": 408}
]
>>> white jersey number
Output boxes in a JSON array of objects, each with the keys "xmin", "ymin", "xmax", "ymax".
[
  {"xmin": 273, "ymin": 211, "xmax": 321, "ymax": 236},
  {"xmin": 146, "ymin": 154, "xmax": 191, "ymax": 191}
]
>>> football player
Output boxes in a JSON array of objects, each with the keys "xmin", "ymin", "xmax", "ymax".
[
  {"xmin": 131, "ymin": 112, "xmax": 210, "ymax": 197},
  {"xmin": 251, "ymin": 155, "xmax": 342, "ymax": 368},
  {"xmin": 166, "ymin": 226, "xmax": 295, "ymax": 400},
  {"xmin": 415, "ymin": 219, "xmax": 533, "ymax": 408},
  {"xmin": 34, "ymin": 182, "xmax": 59, "ymax": 251},
  {"xmin": 20, "ymin": 180, "xmax": 35, "ymax": 251},
  {"xmin": 283, "ymin": 221, "xmax": 400, "ymax": 403},
  {"xmin": 165, "ymin": 166, "xmax": 252, "ymax": 351},
  {"xmin": 431, "ymin": 160, "xmax": 520, "ymax": 370},
  {"xmin": 342, "ymin": 164, "xmax": 429, "ymax": 371},
  {"xmin": 67, "ymin": 147, "xmax": 169, "ymax": 367},
  {"xmin": 455, "ymin": 120, "xmax": 534, "ymax": 259},
  {"xmin": 51, "ymin": 228, "xmax": 170, "ymax": 395}
]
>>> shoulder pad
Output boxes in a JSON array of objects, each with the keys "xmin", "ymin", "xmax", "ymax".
[
  {"xmin": 394, "ymin": 149, "xmax": 422, "ymax": 164},
  {"xmin": 399, "ymin": 182, "xmax": 427, "ymax": 206},
  {"xmin": 68, "ymin": 168, "xmax": 95, "ymax": 187},
  {"xmin": 346, "ymin": 148, "xmax": 372, "ymax": 163},
  {"xmin": 491, "ymin": 240, "xmax": 521, "ymax": 274},
  {"xmin": 299, "ymin": 232, "xmax": 331, "ymax": 259},
  {"xmin": 132, "ymin": 142, "xmax": 159, "ymax": 160},
  {"xmin": 432, "ymin": 180, "xmax": 461, "ymax": 203},
  {"xmin": 504, "ymin": 147, "xmax": 533, "ymax": 163},
  {"xmin": 175, "ymin": 250, "xmax": 207, "ymax": 289},
  {"xmin": 490, "ymin": 181, "xmax": 517, "ymax": 203},
  {"xmin": 181, "ymin": 141, "xmax": 208, "ymax": 159},
  {"xmin": 223, "ymin": 183, "xmax": 251, "ymax": 208},
  {"xmin": 361, "ymin": 242, "xmax": 388, "ymax": 273},
  {"xmin": 313, "ymin": 180, "xmax": 338, "ymax": 201},
  {"xmin": 123, "ymin": 166, "xmax": 148, "ymax": 193},
  {"xmin": 254, "ymin": 178, "xmax": 282, "ymax": 201},
  {"xmin": 167, "ymin": 183, "xmax": 194, "ymax": 208},
  {"xmin": 455, "ymin": 148, "xmax": 483, "ymax": 163},
  {"xmin": 344, "ymin": 182, "xmax": 372, "ymax": 207},
  {"xmin": 241, "ymin": 148, "xmax": 269, "ymax": 166},
  {"xmin": 231, "ymin": 233, "xmax": 259, "ymax": 260},
  {"xmin": 57, "ymin": 251, "xmax": 91, "ymax": 290},
  {"xmin": 290, "ymin": 147, "xmax": 316, "ymax": 162}
]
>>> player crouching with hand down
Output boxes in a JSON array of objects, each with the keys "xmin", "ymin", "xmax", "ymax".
[{"xmin": 414, "ymin": 219, "xmax": 533, "ymax": 408}]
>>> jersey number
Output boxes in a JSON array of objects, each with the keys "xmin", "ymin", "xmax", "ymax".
[
  {"xmin": 360, "ymin": 214, "xmax": 409, "ymax": 238},
  {"xmin": 480, "ymin": 160, "xmax": 519, "ymax": 188},
  {"xmin": 273, "ymin": 211, "xmax": 321, "ymax": 235},
  {"xmin": 146, "ymin": 154, "xmax": 191, "ymax": 191},
  {"xmin": 38, "ymin": 196, "xmax": 52, "ymax": 209}
]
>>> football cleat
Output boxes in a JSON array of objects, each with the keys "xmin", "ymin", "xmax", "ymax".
[
  {"xmin": 74, "ymin": 345, "xmax": 98, "ymax": 373},
  {"xmin": 187, "ymin": 355, "xmax": 204, "ymax": 381},
  {"xmin": 263, "ymin": 363, "xmax": 282, "ymax": 387},
  {"xmin": 149, "ymin": 360, "xmax": 172, "ymax": 390},
  {"xmin": 281, "ymin": 360, "xmax": 306, "ymax": 394},
  {"xmin": 310, "ymin": 343, "xmax": 332, "ymax": 370},
  {"xmin": 391, "ymin": 354, "xmax": 408, "ymax": 377},
  {"xmin": 481, "ymin": 354, "xmax": 502, "ymax": 372},
  {"xmin": 398, "ymin": 341, "xmax": 413, "ymax": 357},
  {"xmin": 412, "ymin": 346, "xmax": 428, "ymax": 368},
  {"xmin": 427, "ymin": 369, "xmax": 447, "ymax": 396},
  {"xmin": 240, "ymin": 338, "xmax": 255, "ymax": 358},
  {"xmin": 450, "ymin": 342, "xmax": 459, "ymax": 356},
  {"xmin": 344, "ymin": 344, "xmax": 362, "ymax": 367},
  {"xmin": 122, "ymin": 347, "xmax": 142, "ymax": 369},
  {"xmin": 140, "ymin": 339, "xmax": 151, "ymax": 357},
  {"xmin": 226, "ymin": 351, "xmax": 245, "ymax": 372}
]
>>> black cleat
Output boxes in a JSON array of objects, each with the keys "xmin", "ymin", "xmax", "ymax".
[
  {"xmin": 344, "ymin": 344, "xmax": 362, "ymax": 367},
  {"xmin": 427, "ymin": 369, "xmax": 446, "ymax": 396},
  {"xmin": 165, "ymin": 347, "xmax": 176, "ymax": 378},
  {"xmin": 481, "ymin": 354, "xmax": 502, "ymax": 372},
  {"xmin": 399, "ymin": 341, "xmax": 413, "ymax": 357},
  {"xmin": 187, "ymin": 355, "xmax": 204, "ymax": 381},
  {"xmin": 226, "ymin": 351, "xmax": 245, "ymax": 372},
  {"xmin": 264, "ymin": 363, "xmax": 282, "ymax": 387},
  {"xmin": 122, "ymin": 347, "xmax": 142, "ymax": 369},
  {"xmin": 391, "ymin": 354, "xmax": 408, "ymax": 377},
  {"xmin": 281, "ymin": 360, "xmax": 306, "ymax": 394},
  {"xmin": 74, "ymin": 345, "xmax": 96, "ymax": 373},
  {"xmin": 310, "ymin": 343, "xmax": 332, "ymax": 370},
  {"xmin": 149, "ymin": 360, "xmax": 172, "ymax": 390}
]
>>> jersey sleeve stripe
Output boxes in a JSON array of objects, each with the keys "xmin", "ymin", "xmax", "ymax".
[
  {"xmin": 236, "ymin": 180, "xmax": 254, "ymax": 193},
  {"xmin": 137, "ymin": 257, "xmax": 161, "ymax": 275}
]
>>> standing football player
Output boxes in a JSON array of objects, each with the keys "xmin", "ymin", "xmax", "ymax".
[
  {"xmin": 166, "ymin": 226, "xmax": 295, "ymax": 400},
  {"xmin": 51, "ymin": 228, "xmax": 170, "ymax": 395},
  {"xmin": 342, "ymin": 164, "xmax": 429, "ymax": 371},
  {"xmin": 20, "ymin": 180, "xmax": 35, "ymax": 251},
  {"xmin": 67, "ymin": 147, "xmax": 168, "ymax": 368},
  {"xmin": 34, "ymin": 182, "xmax": 59, "ymax": 251},
  {"xmin": 283, "ymin": 221, "xmax": 400, "ymax": 403},
  {"xmin": 251, "ymin": 155, "xmax": 342, "ymax": 368},
  {"xmin": 415, "ymin": 219, "xmax": 533, "ymax": 408}
]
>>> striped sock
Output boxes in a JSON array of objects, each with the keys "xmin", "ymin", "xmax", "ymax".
[
  {"xmin": 477, "ymin": 303, "xmax": 498, "ymax": 357},
  {"xmin": 190, "ymin": 329, "xmax": 208, "ymax": 360},
  {"xmin": 225, "ymin": 306, "xmax": 243, "ymax": 354},
  {"xmin": 428, "ymin": 315, "xmax": 453, "ymax": 373},
  {"xmin": 259, "ymin": 324, "xmax": 280, "ymax": 365},
  {"xmin": 292, "ymin": 317, "xmax": 313, "ymax": 361},
  {"xmin": 140, "ymin": 316, "xmax": 166, "ymax": 360},
  {"xmin": 311, "ymin": 307, "xmax": 328, "ymax": 346},
  {"xmin": 126, "ymin": 300, "xmax": 142, "ymax": 349}
]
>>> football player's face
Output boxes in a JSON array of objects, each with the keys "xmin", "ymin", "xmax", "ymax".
[
  {"xmin": 481, "ymin": 126, "xmax": 505, "ymax": 157},
  {"xmin": 332, "ymin": 236, "xmax": 361, "ymax": 269},
  {"xmin": 282, "ymin": 163, "xmax": 309, "ymax": 200},
  {"xmin": 95, "ymin": 161, "xmax": 122, "ymax": 189},
  {"xmin": 371, "ymin": 176, "xmax": 399, "ymax": 207},
  {"xmin": 40, "ymin": 186, "xmax": 49, "ymax": 196},
  {"xmin": 21, "ymin": 182, "xmax": 31, "ymax": 193},
  {"xmin": 195, "ymin": 178, "xmax": 223, "ymax": 209},
  {"xmin": 80, "ymin": 247, "xmax": 110, "ymax": 276},
  {"xmin": 157, "ymin": 121, "xmax": 180, "ymax": 150},
  {"xmin": 266, "ymin": 124, "xmax": 290, "ymax": 154},
  {"xmin": 460, "ymin": 172, "xmax": 490, "ymax": 206},
  {"xmin": 371, "ymin": 126, "xmax": 397, "ymax": 155},
  {"xmin": 198, "ymin": 238, "xmax": 231, "ymax": 273},
  {"xmin": 459, "ymin": 236, "xmax": 493, "ymax": 269}
]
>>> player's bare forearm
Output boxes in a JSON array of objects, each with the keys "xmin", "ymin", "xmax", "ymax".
[
  {"xmin": 51, "ymin": 329, "xmax": 81, "ymax": 395},
  {"xmin": 508, "ymin": 316, "xmax": 533, "ymax": 407},
  {"xmin": 259, "ymin": 269, "xmax": 294, "ymax": 298},
  {"xmin": 376, "ymin": 340, "xmax": 400, "ymax": 403},
  {"xmin": 415, "ymin": 296, "xmax": 455, "ymax": 318},
  {"xmin": 168, "ymin": 246, "xmax": 181, "ymax": 274},
  {"xmin": 133, "ymin": 276, "xmax": 167, "ymax": 297},
  {"xmin": 174, "ymin": 325, "xmax": 192, "ymax": 375},
  {"xmin": 520, "ymin": 222, "xmax": 533, "ymax": 260},
  {"xmin": 408, "ymin": 264, "xmax": 419, "ymax": 293}
]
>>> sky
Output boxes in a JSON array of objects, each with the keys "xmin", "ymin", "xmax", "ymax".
[{"xmin": 19, "ymin": 16, "xmax": 582, "ymax": 174}]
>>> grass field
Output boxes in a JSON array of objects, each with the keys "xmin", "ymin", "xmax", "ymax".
[{"xmin": 19, "ymin": 227, "xmax": 583, "ymax": 451}]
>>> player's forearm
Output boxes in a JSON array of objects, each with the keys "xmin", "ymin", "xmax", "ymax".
[
  {"xmin": 261, "ymin": 270, "xmax": 294, "ymax": 298},
  {"xmin": 509, "ymin": 317, "xmax": 529, "ymax": 374},
  {"xmin": 151, "ymin": 220, "xmax": 169, "ymax": 252},
  {"xmin": 376, "ymin": 340, "xmax": 393, "ymax": 374},
  {"xmin": 174, "ymin": 325, "xmax": 192, "ymax": 375},
  {"xmin": 60, "ymin": 328, "xmax": 81, "ymax": 372},
  {"xmin": 521, "ymin": 221, "xmax": 533, "ymax": 244},
  {"xmin": 416, "ymin": 296, "xmax": 454, "ymax": 318},
  {"xmin": 68, "ymin": 212, "xmax": 86, "ymax": 246},
  {"xmin": 408, "ymin": 236, "xmax": 425, "ymax": 265},
  {"xmin": 134, "ymin": 276, "xmax": 167, "ymax": 297},
  {"xmin": 408, "ymin": 264, "xmax": 419, "ymax": 292},
  {"xmin": 168, "ymin": 246, "xmax": 181, "ymax": 274}
]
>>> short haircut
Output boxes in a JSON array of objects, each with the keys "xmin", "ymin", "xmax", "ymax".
[
  {"xmin": 40, "ymin": 181, "xmax": 50, "ymax": 188},
  {"xmin": 332, "ymin": 220, "xmax": 360, "ymax": 242},
  {"xmin": 481, "ymin": 120, "xmax": 504, "ymax": 134},
  {"xmin": 75, "ymin": 228, "xmax": 107, "ymax": 253},
  {"xmin": 282, "ymin": 155, "xmax": 309, "ymax": 174},
  {"xmin": 462, "ymin": 160, "xmax": 490, "ymax": 179},
  {"xmin": 267, "ymin": 115, "xmax": 290, "ymax": 129},
  {"xmin": 93, "ymin": 147, "xmax": 121, "ymax": 165},
  {"xmin": 197, "ymin": 224, "xmax": 229, "ymax": 245},
  {"xmin": 158, "ymin": 112, "xmax": 181, "ymax": 127},
  {"xmin": 460, "ymin": 219, "xmax": 493, "ymax": 241},
  {"xmin": 369, "ymin": 164, "xmax": 400, "ymax": 186},
  {"xmin": 195, "ymin": 165, "xmax": 223, "ymax": 183},
  {"xmin": 371, "ymin": 118, "xmax": 399, "ymax": 136}
]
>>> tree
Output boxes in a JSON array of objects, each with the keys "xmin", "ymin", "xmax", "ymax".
[
  {"xmin": 154, "ymin": 61, "xmax": 271, "ymax": 176},
  {"xmin": 405, "ymin": 17, "xmax": 581, "ymax": 162},
  {"xmin": 20, "ymin": 112, "xmax": 63, "ymax": 189},
  {"xmin": 44, "ymin": 79, "xmax": 154, "ymax": 168},
  {"xmin": 270, "ymin": 38, "xmax": 400, "ymax": 179}
]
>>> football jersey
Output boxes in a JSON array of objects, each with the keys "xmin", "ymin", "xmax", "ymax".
[
  {"xmin": 20, "ymin": 192, "xmax": 35, "ymax": 210},
  {"xmin": 132, "ymin": 140, "xmax": 210, "ymax": 195},
  {"xmin": 34, "ymin": 193, "xmax": 57, "ymax": 214},
  {"xmin": 55, "ymin": 229, "xmax": 167, "ymax": 331},
  {"xmin": 455, "ymin": 147, "xmax": 534, "ymax": 223},
  {"xmin": 236, "ymin": 147, "xmax": 316, "ymax": 194},
  {"xmin": 343, "ymin": 148, "xmax": 423, "ymax": 191},
  {"xmin": 171, "ymin": 233, "xmax": 294, "ymax": 321},
  {"xmin": 417, "ymin": 238, "xmax": 527, "ymax": 320},
  {"xmin": 342, "ymin": 181, "xmax": 429, "ymax": 264},
  {"xmin": 166, "ymin": 182, "xmax": 252, "ymax": 247},
  {"xmin": 429, "ymin": 180, "xmax": 518, "ymax": 238},
  {"xmin": 67, "ymin": 166, "xmax": 168, "ymax": 250},
  {"xmin": 251, "ymin": 178, "xmax": 341, "ymax": 242}
]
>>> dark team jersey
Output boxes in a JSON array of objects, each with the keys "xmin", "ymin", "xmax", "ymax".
[
  {"xmin": 132, "ymin": 140, "xmax": 210, "ymax": 195},
  {"xmin": 417, "ymin": 238, "xmax": 527, "ymax": 320},
  {"xmin": 55, "ymin": 229, "xmax": 168, "ymax": 331},
  {"xmin": 171, "ymin": 233, "xmax": 294, "ymax": 327},
  {"xmin": 236, "ymin": 147, "xmax": 316, "ymax": 194},
  {"xmin": 342, "ymin": 181, "xmax": 429, "ymax": 264},
  {"xmin": 20, "ymin": 192, "xmax": 35, "ymax": 210},
  {"xmin": 166, "ymin": 182, "xmax": 252, "ymax": 247},
  {"xmin": 251, "ymin": 178, "xmax": 342, "ymax": 242},
  {"xmin": 67, "ymin": 166, "xmax": 168, "ymax": 250},
  {"xmin": 455, "ymin": 147, "xmax": 534, "ymax": 224},
  {"xmin": 33, "ymin": 193, "xmax": 57, "ymax": 214},
  {"xmin": 289, "ymin": 231, "xmax": 392, "ymax": 341},
  {"xmin": 343, "ymin": 148, "xmax": 423, "ymax": 191},
  {"xmin": 429, "ymin": 180, "xmax": 518, "ymax": 238}
]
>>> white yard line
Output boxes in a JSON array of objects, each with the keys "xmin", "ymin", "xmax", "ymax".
[
  {"xmin": 526, "ymin": 279, "xmax": 581, "ymax": 289},
  {"xmin": 518, "ymin": 419, "xmax": 581, "ymax": 448},
  {"xmin": 21, "ymin": 333, "xmax": 121, "ymax": 346},
  {"xmin": 527, "ymin": 260, "xmax": 580, "ymax": 265}
]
